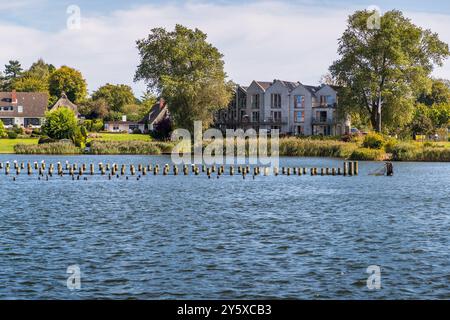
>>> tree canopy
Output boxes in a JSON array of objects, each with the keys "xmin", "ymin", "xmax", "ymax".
[
  {"xmin": 330, "ymin": 10, "xmax": 450, "ymax": 133},
  {"xmin": 91, "ymin": 83, "xmax": 136, "ymax": 112},
  {"xmin": 48, "ymin": 66, "xmax": 87, "ymax": 104},
  {"xmin": 134, "ymin": 24, "xmax": 232, "ymax": 132}
]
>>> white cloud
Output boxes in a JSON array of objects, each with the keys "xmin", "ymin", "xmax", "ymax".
[{"xmin": 1, "ymin": 1, "xmax": 450, "ymax": 96}]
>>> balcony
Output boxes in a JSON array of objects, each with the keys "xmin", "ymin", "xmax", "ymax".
[
  {"xmin": 312, "ymin": 117, "xmax": 335, "ymax": 125},
  {"xmin": 313, "ymin": 102, "xmax": 337, "ymax": 108}
]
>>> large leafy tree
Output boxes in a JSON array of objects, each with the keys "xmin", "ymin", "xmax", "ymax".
[
  {"xmin": 330, "ymin": 10, "xmax": 450, "ymax": 133},
  {"xmin": 418, "ymin": 78, "xmax": 450, "ymax": 106},
  {"xmin": 91, "ymin": 83, "xmax": 135, "ymax": 112},
  {"xmin": 4, "ymin": 60, "xmax": 22, "ymax": 79},
  {"xmin": 12, "ymin": 59, "xmax": 55, "ymax": 93},
  {"xmin": 134, "ymin": 24, "xmax": 233, "ymax": 132},
  {"xmin": 1, "ymin": 60, "xmax": 23, "ymax": 91},
  {"xmin": 49, "ymin": 66, "xmax": 87, "ymax": 104}
]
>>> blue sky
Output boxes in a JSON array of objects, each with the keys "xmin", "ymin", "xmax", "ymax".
[{"xmin": 1, "ymin": 0, "xmax": 450, "ymax": 96}]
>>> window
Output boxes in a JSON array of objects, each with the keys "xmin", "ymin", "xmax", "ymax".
[
  {"xmin": 251, "ymin": 95, "xmax": 260, "ymax": 109},
  {"xmin": 18, "ymin": 106, "xmax": 23, "ymax": 113},
  {"xmin": 295, "ymin": 111, "xmax": 304, "ymax": 123},
  {"xmin": 271, "ymin": 94, "xmax": 281, "ymax": 108},
  {"xmin": 1, "ymin": 118, "xmax": 14, "ymax": 125},
  {"xmin": 316, "ymin": 111, "xmax": 327, "ymax": 122},
  {"xmin": 294, "ymin": 95, "xmax": 305, "ymax": 108},
  {"xmin": 252, "ymin": 111, "xmax": 259, "ymax": 123},
  {"xmin": 320, "ymin": 95, "xmax": 335, "ymax": 106},
  {"xmin": 271, "ymin": 111, "xmax": 282, "ymax": 122},
  {"xmin": 1, "ymin": 106, "xmax": 13, "ymax": 111},
  {"xmin": 24, "ymin": 118, "xmax": 40, "ymax": 126}
]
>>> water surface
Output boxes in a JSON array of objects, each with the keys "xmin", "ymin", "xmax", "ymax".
[{"xmin": 0, "ymin": 155, "xmax": 449, "ymax": 299}]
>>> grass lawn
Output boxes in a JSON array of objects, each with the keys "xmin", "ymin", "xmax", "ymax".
[
  {"xmin": 88, "ymin": 133, "xmax": 152, "ymax": 142},
  {"xmin": 0, "ymin": 138, "xmax": 39, "ymax": 154}
]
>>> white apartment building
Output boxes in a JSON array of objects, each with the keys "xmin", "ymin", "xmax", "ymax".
[{"xmin": 216, "ymin": 80, "xmax": 351, "ymax": 136}]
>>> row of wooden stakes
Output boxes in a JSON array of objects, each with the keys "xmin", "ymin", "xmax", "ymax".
[{"xmin": 0, "ymin": 161, "xmax": 359, "ymax": 177}]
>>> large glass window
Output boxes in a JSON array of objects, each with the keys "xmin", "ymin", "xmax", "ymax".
[
  {"xmin": 252, "ymin": 111, "xmax": 259, "ymax": 123},
  {"xmin": 295, "ymin": 111, "xmax": 304, "ymax": 122},
  {"xmin": 271, "ymin": 94, "xmax": 281, "ymax": 108},
  {"xmin": 251, "ymin": 95, "xmax": 260, "ymax": 109},
  {"xmin": 295, "ymin": 95, "xmax": 305, "ymax": 108}
]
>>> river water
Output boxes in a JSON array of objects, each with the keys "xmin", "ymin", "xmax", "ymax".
[{"xmin": 0, "ymin": 155, "xmax": 448, "ymax": 299}]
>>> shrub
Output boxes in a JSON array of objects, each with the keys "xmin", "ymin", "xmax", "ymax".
[
  {"xmin": 14, "ymin": 142, "xmax": 81, "ymax": 154},
  {"xmin": 349, "ymin": 148, "xmax": 386, "ymax": 161},
  {"xmin": 7, "ymin": 131, "xmax": 18, "ymax": 139},
  {"xmin": 0, "ymin": 121, "xmax": 6, "ymax": 138},
  {"xmin": 390, "ymin": 142, "xmax": 420, "ymax": 161},
  {"xmin": 42, "ymin": 107, "xmax": 78, "ymax": 140},
  {"xmin": 38, "ymin": 136, "xmax": 57, "ymax": 144},
  {"xmin": 362, "ymin": 132, "xmax": 385, "ymax": 149},
  {"xmin": 278, "ymin": 137, "xmax": 358, "ymax": 158},
  {"xmin": 384, "ymin": 137, "xmax": 399, "ymax": 153},
  {"xmin": 132, "ymin": 128, "xmax": 142, "ymax": 134}
]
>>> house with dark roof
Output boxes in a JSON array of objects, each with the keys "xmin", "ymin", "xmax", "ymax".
[
  {"xmin": 0, "ymin": 90, "xmax": 48, "ymax": 128},
  {"xmin": 104, "ymin": 98, "xmax": 170, "ymax": 133},
  {"xmin": 215, "ymin": 79, "xmax": 351, "ymax": 136}
]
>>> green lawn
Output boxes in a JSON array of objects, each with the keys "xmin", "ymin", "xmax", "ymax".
[
  {"xmin": 0, "ymin": 133, "xmax": 152, "ymax": 153},
  {"xmin": 0, "ymin": 138, "xmax": 39, "ymax": 153},
  {"xmin": 88, "ymin": 133, "xmax": 152, "ymax": 142}
]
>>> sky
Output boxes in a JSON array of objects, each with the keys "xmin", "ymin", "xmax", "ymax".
[{"xmin": 1, "ymin": 0, "xmax": 450, "ymax": 97}]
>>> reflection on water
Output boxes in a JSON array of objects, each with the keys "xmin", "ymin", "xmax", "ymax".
[{"xmin": 0, "ymin": 155, "xmax": 449, "ymax": 299}]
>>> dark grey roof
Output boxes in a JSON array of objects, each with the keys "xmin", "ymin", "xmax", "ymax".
[
  {"xmin": 0, "ymin": 92, "xmax": 48, "ymax": 118},
  {"xmin": 139, "ymin": 100, "xmax": 169, "ymax": 124}
]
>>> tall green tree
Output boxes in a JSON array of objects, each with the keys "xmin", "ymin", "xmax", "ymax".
[
  {"xmin": 4, "ymin": 60, "xmax": 22, "ymax": 79},
  {"xmin": 92, "ymin": 83, "xmax": 135, "ymax": 112},
  {"xmin": 48, "ymin": 66, "xmax": 87, "ymax": 104},
  {"xmin": 330, "ymin": 10, "xmax": 450, "ymax": 132},
  {"xmin": 134, "ymin": 24, "xmax": 233, "ymax": 132},
  {"xmin": 418, "ymin": 78, "xmax": 450, "ymax": 106},
  {"xmin": 11, "ymin": 59, "xmax": 54, "ymax": 93}
]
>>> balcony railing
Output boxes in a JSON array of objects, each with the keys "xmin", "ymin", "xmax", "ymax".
[
  {"xmin": 312, "ymin": 117, "xmax": 335, "ymax": 125},
  {"xmin": 313, "ymin": 102, "xmax": 337, "ymax": 108}
]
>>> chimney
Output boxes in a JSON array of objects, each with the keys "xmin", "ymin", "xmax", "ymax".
[
  {"xmin": 11, "ymin": 90, "xmax": 17, "ymax": 104},
  {"xmin": 122, "ymin": 115, "xmax": 127, "ymax": 122}
]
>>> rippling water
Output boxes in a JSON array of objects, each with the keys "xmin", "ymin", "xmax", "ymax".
[{"xmin": 0, "ymin": 155, "xmax": 449, "ymax": 299}]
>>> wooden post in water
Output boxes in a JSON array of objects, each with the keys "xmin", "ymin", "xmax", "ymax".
[
  {"xmin": 273, "ymin": 167, "xmax": 279, "ymax": 176},
  {"xmin": 348, "ymin": 161, "xmax": 354, "ymax": 176},
  {"xmin": 90, "ymin": 164, "xmax": 94, "ymax": 175},
  {"xmin": 230, "ymin": 166, "xmax": 234, "ymax": 176},
  {"xmin": 173, "ymin": 165, "xmax": 179, "ymax": 176},
  {"xmin": 353, "ymin": 161, "xmax": 359, "ymax": 176},
  {"xmin": 121, "ymin": 165, "xmax": 126, "ymax": 176},
  {"xmin": 332, "ymin": 168, "xmax": 336, "ymax": 176},
  {"xmin": 343, "ymin": 162, "xmax": 348, "ymax": 176}
]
